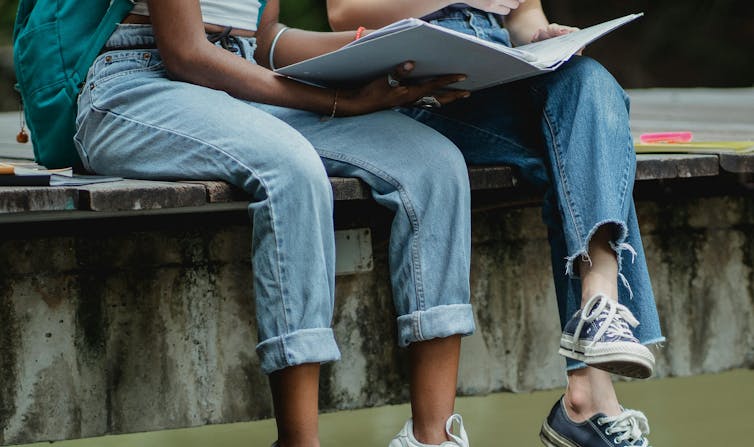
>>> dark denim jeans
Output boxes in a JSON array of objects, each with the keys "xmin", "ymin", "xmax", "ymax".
[{"xmin": 402, "ymin": 9, "xmax": 664, "ymax": 369}]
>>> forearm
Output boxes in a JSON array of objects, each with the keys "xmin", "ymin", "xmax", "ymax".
[
  {"xmin": 502, "ymin": 0, "xmax": 548, "ymax": 46},
  {"xmin": 148, "ymin": 0, "xmax": 466, "ymax": 118},
  {"xmin": 257, "ymin": 23, "xmax": 361, "ymax": 70},
  {"xmin": 327, "ymin": 0, "xmax": 453, "ymax": 31},
  {"xmin": 172, "ymin": 45, "xmax": 339, "ymax": 114},
  {"xmin": 149, "ymin": 0, "xmax": 339, "ymax": 115}
]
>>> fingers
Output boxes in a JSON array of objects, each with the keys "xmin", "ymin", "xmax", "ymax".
[
  {"xmin": 431, "ymin": 89, "xmax": 472, "ymax": 106},
  {"xmin": 469, "ymin": 0, "xmax": 523, "ymax": 16},
  {"xmin": 356, "ymin": 64, "xmax": 469, "ymax": 113},
  {"xmin": 531, "ymin": 23, "xmax": 580, "ymax": 42},
  {"xmin": 389, "ymin": 63, "xmax": 465, "ymax": 92},
  {"xmin": 415, "ymin": 74, "xmax": 468, "ymax": 92},
  {"xmin": 549, "ymin": 23, "xmax": 579, "ymax": 34},
  {"xmin": 406, "ymin": 75, "xmax": 470, "ymax": 107},
  {"xmin": 393, "ymin": 61, "xmax": 415, "ymax": 80},
  {"xmin": 496, "ymin": 0, "xmax": 522, "ymax": 14}
]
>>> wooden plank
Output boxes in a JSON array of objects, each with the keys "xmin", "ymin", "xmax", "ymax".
[
  {"xmin": 330, "ymin": 166, "xmax": 519, "ymax": 202},
  {"xmin": 635, "ymin": 154, "xmax": 719, "ymax": 180},
  {"xmin": 182, "ymin": 180, "xmax": 245, "ymax": 203},
  {"xmin": 330, "ymin": 177, "xmax": 371, "ymax": 201},
  {"xmin": 0, "ymin": 187, "xmax": 79, "ymax": 214},
  {"xmin": 78, "ymin": 179, "xmax": 208, "ymax": 212},
  {"xmin": 718, "ymin": 153, "xmax": 754, "ymax": 174},
  {"xmin": 468, "ymin": 165, "xmax": 517, "ymax": 190}
]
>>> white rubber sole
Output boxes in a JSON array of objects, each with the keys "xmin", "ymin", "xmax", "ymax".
[
  {"xmin": 560, "ymin": 336, "xmax": 655, "ymax": 379},
  {"xmin": 539, "ymin": 420, "xmax": 580, "ymax": 447}
]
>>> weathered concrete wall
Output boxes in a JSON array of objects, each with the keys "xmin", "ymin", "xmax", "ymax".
[{"xmin": 1, "ymin": 195, "xmax": 753, "ymax": 445}]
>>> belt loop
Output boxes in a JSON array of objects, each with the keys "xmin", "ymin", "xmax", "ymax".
[{"xmin": 487, "ymin": 12, "xmax": 500, "ymax": 27}]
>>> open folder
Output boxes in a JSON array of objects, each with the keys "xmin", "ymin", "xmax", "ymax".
[
  {"xmin": 275, "ymin": 13, "xmax": 643, "ymax": 91},
  {"xmin": 0, "ymin": 162, "xmax": 122, "ymax": 187}
]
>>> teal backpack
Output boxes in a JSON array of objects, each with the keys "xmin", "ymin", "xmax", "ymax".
[{"xmin": 13, "ymin": 0, "xmax": 133, "ymax": 169}]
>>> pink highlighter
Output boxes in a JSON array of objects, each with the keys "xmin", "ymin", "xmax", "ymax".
[{"xmin": 639, "ymin": 131, "xmax": 693, "ymax": 144}]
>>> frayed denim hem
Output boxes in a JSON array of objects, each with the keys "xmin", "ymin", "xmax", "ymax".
[
  {"xmin": 256, "ymin": 327, "xmax": 341, "ymax": 375},
  {"xmin": 564, "ymin": 336, "xmax": 667, "ymax": 371},
  {"xmin": 396, "ymin": 303, "xmax": 476, "ymax": 348},
  {"xmin": 564, "ymin": 219, "xmax": 637, "ymax": 298}
]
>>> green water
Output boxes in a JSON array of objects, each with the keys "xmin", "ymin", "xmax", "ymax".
[{"xmin": 20, "ymin": 369, "xmax": 754, "ymax": 447}]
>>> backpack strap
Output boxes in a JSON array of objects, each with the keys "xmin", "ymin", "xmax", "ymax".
[{"xmin": 71, "ymin": 0, "xmax": 135, "ymax": 86}]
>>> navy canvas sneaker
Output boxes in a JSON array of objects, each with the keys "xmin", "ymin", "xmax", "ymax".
[
  {"xmin": 540, "ymin": 397, "xmax": 652, "ymax": 447},
  {"xmin": 559, "ymin": 294, "xmax": 655, "ymax": 379}
]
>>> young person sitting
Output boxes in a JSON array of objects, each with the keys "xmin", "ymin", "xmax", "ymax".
[
  {"xmin": 327, "ymin": 1, "xmax": 664, "ymax": 446},
  {"xmin": 75, "ymin": 0, "xmax": 478, "ymax": 446}
]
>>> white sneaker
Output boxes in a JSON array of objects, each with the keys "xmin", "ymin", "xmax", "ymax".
[{"xmin": 389, "ymin": 413, "xmax": 469, "ymax": 447}]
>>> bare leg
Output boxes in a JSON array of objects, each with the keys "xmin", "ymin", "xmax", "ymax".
[
  {"xmin": 409, "ymin": 335, "xmax": 462, "ymax": 444},
  {"xmin": 579, "ymin": 225, "xmax": 619, "ymax": 306},
  {"xmin": 564, "ymin": 368, "xmax": 622, "ymax": 421},
  {"xmin": 565, "ymin": 225, "xmax": 623, "ymax": 421},
  {"xmin": 269, "ymin": 363, "xmax": 321, "ymax": 447}
]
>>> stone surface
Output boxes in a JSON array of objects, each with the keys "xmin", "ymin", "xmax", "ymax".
[
  {"xmin": 0, "ymin": 186, "xmax": 79, "ymax": 213},
  {"xmin": 1, "ymin": 195, "xmax": 753, "ymax": 445},
  {"xmin": 79, "ymin": 180, "xmax": 208, "ymax": 212},
  {"xmin": 634, "ymin": 154, "xmax": 719, "ymax": 180},
  {"xmin": 1, "ymin": 154, "xmax": 744, "ymax": 216},
  {"xmin": 719, "ymin": 153, "xmax": 754, "ymax": 174}
]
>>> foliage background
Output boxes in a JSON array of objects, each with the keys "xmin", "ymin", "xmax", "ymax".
[{"xmin": 1, "ymin": 0, "xmax": 752, "ymax": 110}]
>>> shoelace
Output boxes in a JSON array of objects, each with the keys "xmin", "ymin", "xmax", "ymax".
[
  {"xmin": 444, "ymin": 413, "xmax": 469, "ymax": 447},
  {"xmin": 597, "ymin": 409, "xmax": 651, "ymax": 446},
  {"xmin": 571, "ymin": 294, "xmax": 639, "ymax": 351}
]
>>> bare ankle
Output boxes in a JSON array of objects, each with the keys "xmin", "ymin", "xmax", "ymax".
[
  {"xmin": 412, "ymin": 420, "xmax": 449, "ymax": 445},
  {"xmin": 565, "ymin": 368, "xmax": 622, "ymax": 421},
  {"xmin": 564, "ymin": 385, "xmax": 592, "ymax": 422},
  {"xmin": 276, "ymin": 439, "xmax": 320, "ymax": 447}
]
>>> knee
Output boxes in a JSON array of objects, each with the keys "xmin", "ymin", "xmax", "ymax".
[
  {"xmin": 437, "ymin": 147, "xmax": 471, "ymax": 196},
  {"xmin": 562, "ymin": 57, "xmax": 616, "ymax": 86},
  {"xmin": 282, "ymin": 149, "xmax": 333, "ymax": 204},
  {"xmin": 557, "ymin": 57, "xmax": 627, "ymax": 107},
  {"xmin": 549, "ymin": 56, "xmax": 630, "ymax": 129},
  {"xmin": 406, "ymin": 137, "xmax": 470, "ymax": 204},
  {"xmin": 244, "ymin": 139, "xmax": 332, "ymax": 208}
]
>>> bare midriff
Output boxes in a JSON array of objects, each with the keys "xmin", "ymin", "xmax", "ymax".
[{"xmin": 122, "ymin": 14, "xmax": 257, "ymax": 37}]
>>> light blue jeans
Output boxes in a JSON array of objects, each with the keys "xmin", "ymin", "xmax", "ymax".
[
  {"xmin": 407, "ymin": 9, "xmax": 665, "ymax": 369},
  {"xmin": 74, "ymin": 24, "xmax": 475, "ymax": 375}
]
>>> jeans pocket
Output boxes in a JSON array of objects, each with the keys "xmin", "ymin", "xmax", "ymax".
[
  {"xmin": 88, "ymin": 53, "xmax": 165, "ymax": 109},
  {"xmin": 91, "ymin": 50, "xmax": 164, "ymax": 86}
]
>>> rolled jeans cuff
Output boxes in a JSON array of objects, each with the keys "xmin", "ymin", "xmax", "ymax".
[
  {"xmin": 256, "ymin": 328, "xmax": 341, "ymax": 375},
  {"xmin": 396, "ymin": 304, "xmax": 476, "ymax": 347}
]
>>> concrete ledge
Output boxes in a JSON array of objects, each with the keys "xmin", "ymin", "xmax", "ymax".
[
  {"xmin": 1, "ymin": 193, "xmax": 752, "ymax": 445},
  {"xmin": 0, "ymin": 186, "xmax": 78, "ymax": 213},
  {"xmin": 82, "ymin": 180, "xmax": 208, "ymax": 212},
  {"xmin": 719, "ymin": 153, "xmax": 754, "ymax": 173}
]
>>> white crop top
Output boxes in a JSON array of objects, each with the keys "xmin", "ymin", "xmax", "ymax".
[{"xmin": 130, "ymin": 0, "xmax": 267, "ymax": 31}]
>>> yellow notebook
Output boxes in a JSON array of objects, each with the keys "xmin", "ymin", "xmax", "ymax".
[{"xmin": 635, "ymin": 141, "xmax": 754, "ymax": 154}]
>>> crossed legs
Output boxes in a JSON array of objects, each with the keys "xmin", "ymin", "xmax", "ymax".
[{"xmin": 566, "ymin": 226, "xmax": 622, "ymax": 420}]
